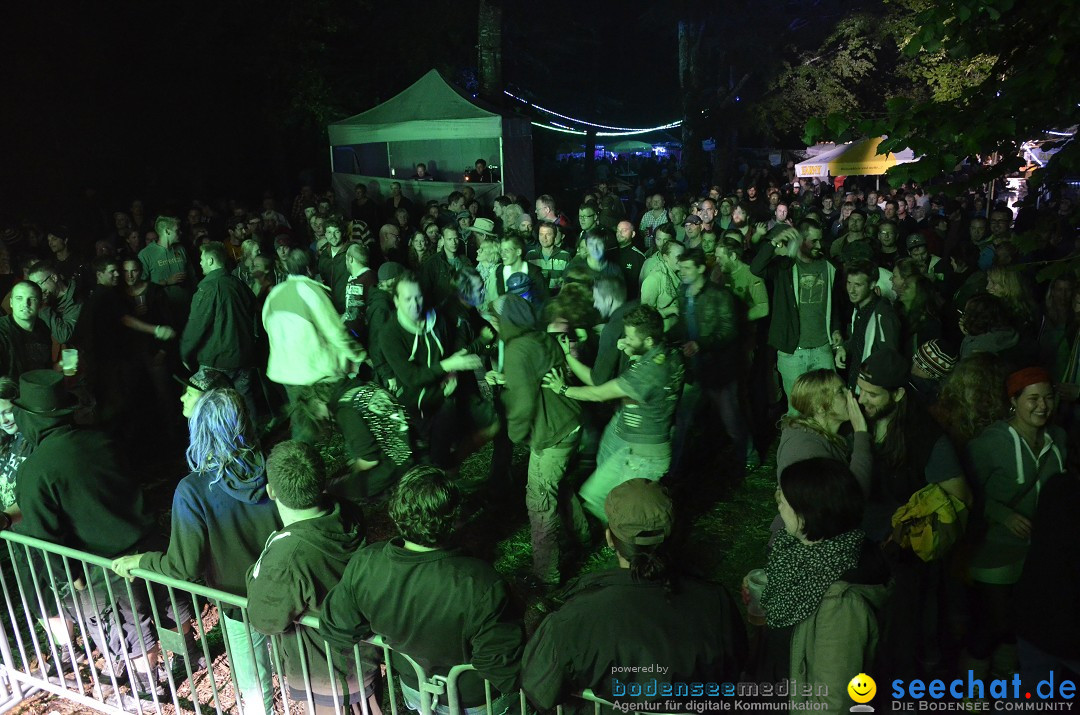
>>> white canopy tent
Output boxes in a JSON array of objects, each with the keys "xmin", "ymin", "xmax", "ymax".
[{"xmin": 328, "ymin": 69, "xmax": 533, "ymax": 210}]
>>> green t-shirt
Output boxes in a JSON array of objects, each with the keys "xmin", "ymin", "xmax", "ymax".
[
  {"xmin": 614, "ymin": 347, "xmax": 684, "ymax": 445},
  {"xmin": 795, "ymin": 260, "xmax": 829, "ymax": 349}
]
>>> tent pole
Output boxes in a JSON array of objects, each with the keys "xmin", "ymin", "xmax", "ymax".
[
  {"xmin": 387, "ymin": 144, "xmax": 393, "ymax": 179},
  {"xmin": 498, "ymin": 136, "xmax": 505, "ymax": 195}
]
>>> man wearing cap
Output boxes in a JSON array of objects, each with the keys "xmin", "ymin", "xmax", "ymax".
[
  {"xmin": 833, "ymin": 259, "xmax": 901, "ymax": 389},
  {"xmin": 263, "ymin": 248, "xmax": 366, "ymax": 444},
  {"xmin": 176, "ymin": 368, "xmax": 234, "ymax": 419},
  {"xmin": 526, "ymin": 223, "xmax": 572, "ymax": 293},
  {"xmin": 9, "ymin": 370, "xmax": 169, "ymax": 691},
  {"xmin": 905, "ymin": 234, "xmax": 943, "ymax": 280},
  {"xmin": 544, "ymin": 305, "xmax": 683, "ymax": 520},
  {"xmin": 854, "ymin": 349, "xmax": 943, "ymax": 539},
  {"xmin": 908, "ymin": 338, "xmax": 957, "ymax": 407},
  {"xmin": 682, "ymin": 214, "xmax": 704, "ymax": 250},
  {"xmin": 521, "ymin": 479, "xmax": 746, "ymax": 710}
]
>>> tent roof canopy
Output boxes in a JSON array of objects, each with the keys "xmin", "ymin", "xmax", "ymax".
[
  {"xmin": 796, "ymin": 137, "xmax": 918, "ymax": 178},
  {"xmin": 329, "ymin": 69, "xmax": 503, "ymax": 145}
]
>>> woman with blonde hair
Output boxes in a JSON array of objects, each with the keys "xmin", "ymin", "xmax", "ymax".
[
  {"xmin": 986, "ymin": 266, "xmax": 1038, "ymax": 335},
  {"xmin": 776, "ymin": 369, "xmax": 871, "ymax": 494}
]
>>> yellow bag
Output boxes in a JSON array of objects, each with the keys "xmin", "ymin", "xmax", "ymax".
[{"xmin": 889, "ymin": 483, "xmax": 968, "ymax": 562}]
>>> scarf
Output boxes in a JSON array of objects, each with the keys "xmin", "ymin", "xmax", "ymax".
[{"xmin": 761, "ymin": 528, "xmax": 864, "ymax": 628}]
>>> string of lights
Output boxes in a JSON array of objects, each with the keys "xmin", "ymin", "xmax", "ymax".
[{"xmin": 507, "ymin": 89, "xmax": 682, "ymax": 136}]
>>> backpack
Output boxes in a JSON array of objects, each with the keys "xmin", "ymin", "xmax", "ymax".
[{"xmin": 887, "ymin": 483, "xmax": 968, "ymax": 562}]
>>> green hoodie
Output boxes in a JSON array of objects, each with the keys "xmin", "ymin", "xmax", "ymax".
[{"xmin": 500, "ymin": 295, "xmax": 582, "ymax": 451}]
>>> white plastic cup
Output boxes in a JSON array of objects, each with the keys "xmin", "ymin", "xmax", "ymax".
[{"xmin": 61, "ymin": 349, "xmax": 78, "ymax": 376}]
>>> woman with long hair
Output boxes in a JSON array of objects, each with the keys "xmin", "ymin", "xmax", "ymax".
[
  {"xmin": 1037, "ymin": 276, "xmax": 1075, "ymax": 382},
  {"xmin": 986, "ymin": 266, "xmax": 1038, "ymax": 336},
  {"xmin": 776, "ymin": 369, "xmax": 872, "ymax": 495},
  {"xmin": 113, "ymin": 389, "xmax": 279, "ymax": 715},
  {"xmin": 891, "ymin": 257, "xmax": 943, "ymax": 357},
  {"xmin": 407, "ymin": 231, "xmax": 431, "ymax": 270}
]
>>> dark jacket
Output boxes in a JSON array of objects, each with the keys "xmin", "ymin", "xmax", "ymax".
[
  {"xmin": 522, "ymin": 569, "xmax": 746, "ymax": 710},
  {"xmin": 366, "ymin": 288, "xmax": 395, "ymax": 386},
  {"xmin": 139, "ymin": 453, "xmax": 280, "ymax": 598},
  {"xmin": 379, "ymin": 310, "xmax": 450, "ymax": 420},
  {"xmin": 319, "ymin": 539, "xmax": 523, "ymax": 706},
  {"xmin": 180, "ymin": 269, "xmax": 258, "ymax": 369},
  {"xmin": 500, "ymin": 295, "xmax": 581, "ymax": 450},
  {"xmin": 247, "ymin": 499, "xmax": 369, "ymax": 703},
  {"xmin": 671, "ymin": 281, "xmax": 739, "ymax": 386},
  {"xmin": 421, "ymin": 252, "xmax": 473, "ymax": 308},
  {"xmin": 15, "ymin": 415, "xmax": 154, "ymax": 558},
  {"xmin": 318, "ymin": 245, "xmax": 350, "ymax": 313},
  {"xmin": 750, "ymin": 242, "xmax": 840, "ymax": 354},
  {"xmin": 0, "ymin": 315, "xmax": 52, "ymax": 379}
]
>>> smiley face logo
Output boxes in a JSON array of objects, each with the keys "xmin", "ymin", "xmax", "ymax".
[{"xmin": 848, "ymin": 673, "xmax": 876, "ymax": 704}]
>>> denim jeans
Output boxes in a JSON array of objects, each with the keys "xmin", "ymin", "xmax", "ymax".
[
  {"xmin": 222, "ymin": 612, "xmax": 275, "ymax": 715},
  {"xmin": 776, "ymin": 345, "xmax": 835, "ymax": 414},
  {"xmin": 579, "ymin": 423, "xmax": 670, "ymax": 522}
]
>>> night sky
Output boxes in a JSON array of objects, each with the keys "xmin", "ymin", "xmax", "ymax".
[{"xmin": 3, "ymin": 0, "xmax": 859, "ymax": 218}]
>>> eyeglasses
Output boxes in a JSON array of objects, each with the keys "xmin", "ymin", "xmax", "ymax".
[{"xmin": 578, "ymin": 213, "xmax": 596, "ymax": 219}]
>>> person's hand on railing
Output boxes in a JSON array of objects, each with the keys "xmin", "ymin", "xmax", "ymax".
[{"xmin": 111, "ymin": 553, "xmax": 144, "ymax": 582}]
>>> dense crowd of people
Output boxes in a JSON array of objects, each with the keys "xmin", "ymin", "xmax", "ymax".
[{"xmin": 0, "ymin": 162, "xmax": 1078, "ymax": 712}]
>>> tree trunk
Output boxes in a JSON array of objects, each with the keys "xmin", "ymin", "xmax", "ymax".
[
  {"xmin": 478, "ymin": 0, "xmax": 503, "ymax": 102},
  {"xmin": 679, "ymin": 19, "xmax": 705, "ymax": 195}
]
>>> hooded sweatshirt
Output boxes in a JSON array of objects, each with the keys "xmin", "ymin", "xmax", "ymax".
[
  {"xmin": 246, "ymin": 499, "xmax": 369, "ymax": 703},
  {"xmin": 966, "ymin": 419, "xmax": 1066, "ymax": 583},
  {"xmin": 500, "ymin": 295, "xmax": 581, "ymax": 451},
  {"xmin": 378, "ymin": 309, "xmax": 450, "ymax": 420},
  {"xmin": 139, "ymin": 451, "xmax": 280, "ymax": 599}
]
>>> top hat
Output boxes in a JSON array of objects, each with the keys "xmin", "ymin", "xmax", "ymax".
[{"xmin": 13, "ymin": 370, "xmax": 77, "ymax": 416}]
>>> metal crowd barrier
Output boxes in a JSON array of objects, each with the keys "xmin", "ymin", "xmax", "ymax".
[{"xmin": 0, "ymin": 530, "xmax": 639, "ymax": 715}]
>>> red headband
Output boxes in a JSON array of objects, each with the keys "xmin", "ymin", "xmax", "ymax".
[{"xmin": 1006, "ymin": 367, "xmax": 1052, "ymax": 398}]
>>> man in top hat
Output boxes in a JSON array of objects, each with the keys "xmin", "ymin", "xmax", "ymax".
[
  {"xmin": 8, "ymin": 370, "xmax": 171, "ymax": 694},
  {"xmin": 521, "ymin": 478, "xmax": 746, "ymax": 710}
]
